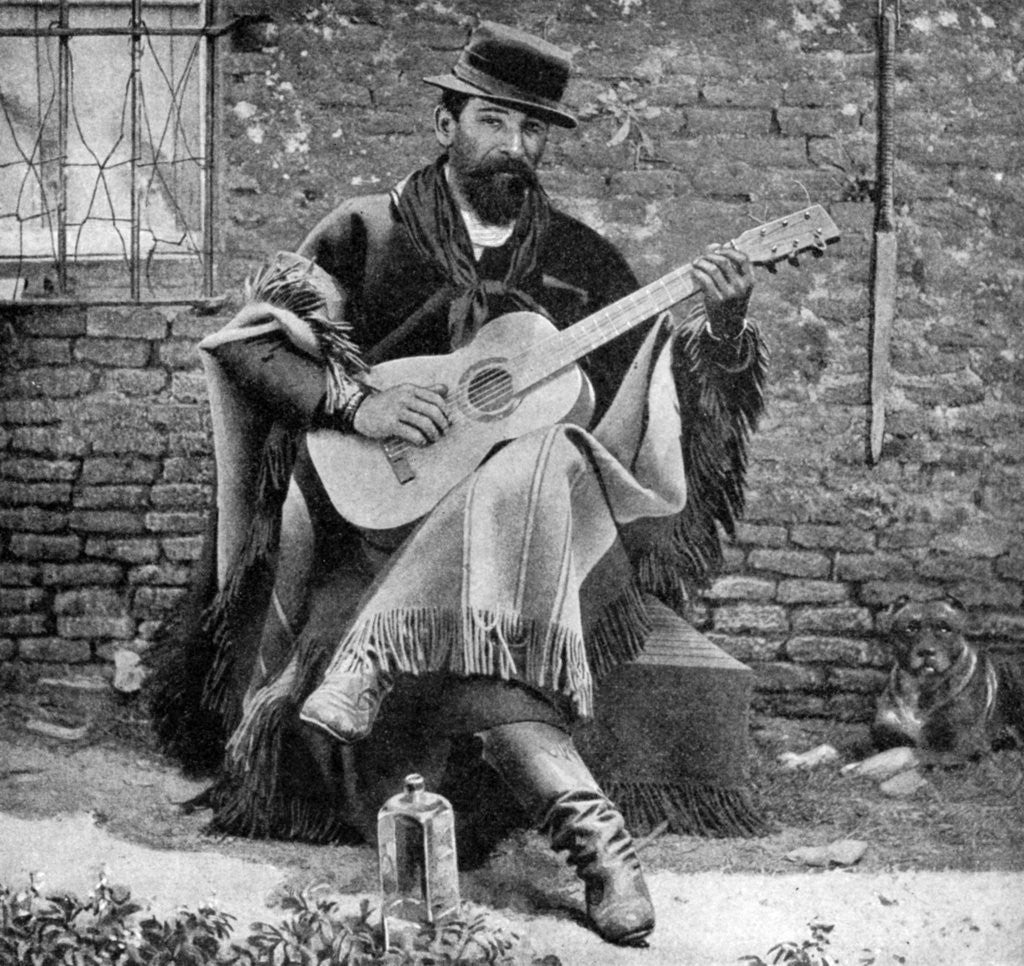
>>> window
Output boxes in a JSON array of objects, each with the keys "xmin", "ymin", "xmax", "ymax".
[{"xmin": 0, "ymin": 0, "xmax": 221, "ymax": 303}]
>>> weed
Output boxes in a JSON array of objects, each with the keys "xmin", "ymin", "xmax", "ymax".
[
  {"xmin": 1, "ymin": 874, "xmax": 523, "ymax": 965},
  {"xmin": 0, "ymin": 868, "xmax": 235, "ymax": 965},
  {"xmin": 234, "ymin": 887, "xmax": 381, "ymax": 965},
  {"xmin": 740, "ymin": 920, "xmax": 837, "ymax": 966},
  {"xmin": 577, "ymin": 83, "xmax": 663, "ymax": 167}
]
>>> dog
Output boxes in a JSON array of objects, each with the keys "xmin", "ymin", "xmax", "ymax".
[{"xmin": 867, "ymin": 597, "xmax": 1024, "ymax": 769}]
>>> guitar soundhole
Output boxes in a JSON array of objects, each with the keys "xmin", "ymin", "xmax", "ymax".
[{"xmin": 467, "ymin": 366, "xmax": 513, "ymax": 414}]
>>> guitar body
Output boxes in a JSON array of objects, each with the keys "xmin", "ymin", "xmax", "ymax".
[{"xmin": 306, "ymin": 311, "xmax": 594, "ymax": 530}]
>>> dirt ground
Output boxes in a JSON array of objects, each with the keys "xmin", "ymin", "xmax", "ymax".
[{"xmin": 1, "ymin": 689, "xmax": 1023, "ymax": 964}]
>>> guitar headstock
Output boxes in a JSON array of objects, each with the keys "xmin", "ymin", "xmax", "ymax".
[{"xmin": 730, "ymin": 205, "xmax": 840, "ymax": 269}]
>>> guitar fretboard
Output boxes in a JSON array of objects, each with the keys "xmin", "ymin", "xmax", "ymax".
[{"xmin": 516, "ymin": 262, "xmax": 701, "ymax": 390}]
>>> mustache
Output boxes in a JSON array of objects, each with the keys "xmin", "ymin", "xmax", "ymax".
[{"xmin": 463, "ymin": 156, "xmax": 538, "ymax": 186}]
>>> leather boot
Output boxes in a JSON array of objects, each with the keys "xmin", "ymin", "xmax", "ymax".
[
  {"xmin": 479, "ymin": 721, "xmax": 655, "ymax": 945},
  {"xmin": 300, "ymin": 654, "xmax": 393, "ymax": 744}
]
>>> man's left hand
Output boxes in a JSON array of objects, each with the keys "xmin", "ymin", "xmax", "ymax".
[{"xmin": 693, "ymin": 245, "xmax": 754, "ymax": 339}]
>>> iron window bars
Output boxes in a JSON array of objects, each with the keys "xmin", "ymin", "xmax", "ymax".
[{"xmin": 0, "ymin": 0, "xmax": 231, "ymax": 305}]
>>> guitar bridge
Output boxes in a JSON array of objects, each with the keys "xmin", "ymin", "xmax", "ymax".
[{"xmin": 382, "ymin": 441, "xmax": 415, "ymax": 485}]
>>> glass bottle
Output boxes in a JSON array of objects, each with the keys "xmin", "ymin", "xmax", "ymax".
[{"xmin": 377, "ymin": 773, "xmax": 460, "ymax": 926}]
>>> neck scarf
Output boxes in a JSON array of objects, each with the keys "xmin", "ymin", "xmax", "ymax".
[{"xmin": 391, "ymin": 156, "xmax": 550, "ymax": 348}]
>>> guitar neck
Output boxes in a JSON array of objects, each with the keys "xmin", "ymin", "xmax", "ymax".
[
  {"xmin": 518, "ymin": 263, "xmax": 701, "ymax": 389},
  {"xmin": 513, "ymin": 204, "xmax": 842, "ymax": 392}
]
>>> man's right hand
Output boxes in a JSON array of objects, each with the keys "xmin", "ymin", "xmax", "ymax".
[{"xmin": 352, "ymin": 383, "xmax": 450, "ymax": 445}]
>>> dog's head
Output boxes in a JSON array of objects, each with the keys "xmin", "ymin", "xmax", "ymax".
[{"xmin": 888, "ymin": 597, "xmax": 969, "ymax": 678}]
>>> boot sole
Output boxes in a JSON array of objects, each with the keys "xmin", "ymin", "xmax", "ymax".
[{"xmin": 600, "ymin": 922, "xmax": 654, "ymax": 946}]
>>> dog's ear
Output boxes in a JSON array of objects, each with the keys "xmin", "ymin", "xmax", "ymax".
[{"xmin": 877, "ymin": 596, "xmax": 912, "ymax": 635}]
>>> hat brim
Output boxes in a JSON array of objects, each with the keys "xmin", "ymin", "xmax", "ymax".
[{"xmin": 424, "ymin": 74, "xmax": 578, "ymax": 129}]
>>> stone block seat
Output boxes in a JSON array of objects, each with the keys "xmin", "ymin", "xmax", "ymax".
[{"xmin": 575, "ymin": 596, "xmax": 767, "ymax": 837}]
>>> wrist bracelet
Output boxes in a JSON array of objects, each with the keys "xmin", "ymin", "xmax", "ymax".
[{"xmin": 335, "ymin": 383, "xmax": 374, "ymax": 433}]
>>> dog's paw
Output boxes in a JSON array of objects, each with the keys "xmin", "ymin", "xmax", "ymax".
[
  {"xmin": 841, "ymin": 745, "xmax": 919, "ymax": 780},
  {"xmin": 777, "ymin": 743, "xmax": 840, "ymax": 772}
]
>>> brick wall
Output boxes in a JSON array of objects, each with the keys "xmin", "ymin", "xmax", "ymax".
[
  {"xmin": 0, "ymin": 305, "xmax": 215, "ymax": 673},
  {"xmin": 2, "ymin": 0, "xmax": 1022, "ymax": 720}
]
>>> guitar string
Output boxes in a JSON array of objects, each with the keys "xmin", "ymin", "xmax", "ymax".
[
  {"xmin": 453, "ymin": 278, "xmax": 706, "ymax": 415},
  {"xmin": 447, "ymin": 271, "xmax": 695, "ymax": 416},
  {"xmin": 447, "ymin": 270, "xmax": 691, "ymax": 410},
  {"xmin": 382, "ymin": 275, "xmax": 707, "ymax": 458},
  {"xmin": 379, "ymin": 273, "xmax": 698, "ymax": 458},
  {"xmin": 381, "ymin": 291, "xmax": 709, "ymax": 461}
]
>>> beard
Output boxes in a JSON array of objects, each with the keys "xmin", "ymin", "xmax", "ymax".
[{"xmin": 449, "ymin": 138, "xmax": 538, "ymax": 226}]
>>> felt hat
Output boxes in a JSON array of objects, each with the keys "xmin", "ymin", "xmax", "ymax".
[{"xmin": 424, "ymin": 21, "xmax": 578, "ymax": 129}]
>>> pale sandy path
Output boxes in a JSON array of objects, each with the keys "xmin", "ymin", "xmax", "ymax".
[{"xmin": 2, "ymin": 811, "xmax": 1021, "ymax": 966}]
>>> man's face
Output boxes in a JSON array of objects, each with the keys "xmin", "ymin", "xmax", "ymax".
[{"xmin": 440, "ymin": 97, "xmax": 549, "ymax": 225}]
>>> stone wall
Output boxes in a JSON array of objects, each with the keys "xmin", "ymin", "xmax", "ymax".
[{"xmin": 2, "ymin": 0, "xmax": 1022, "ymax": 721}]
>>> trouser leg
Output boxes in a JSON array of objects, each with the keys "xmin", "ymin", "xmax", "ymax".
[{"xmin": 479, "ymin": 720, "xmax": 655, "ymax": 946}]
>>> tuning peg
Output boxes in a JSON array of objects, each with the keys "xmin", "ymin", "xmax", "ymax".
[
  {"xmin": 811, "ymin": 247, "xmax": 825, "ymax": 258},
  {"xmin": 787, "ymin": 254, "xmax": 801, "ymax": 267}
]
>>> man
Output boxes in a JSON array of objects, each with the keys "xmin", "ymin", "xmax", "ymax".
[{"xmin": 151, "ymin": 21, "xmax": 764, "ymax": 946}]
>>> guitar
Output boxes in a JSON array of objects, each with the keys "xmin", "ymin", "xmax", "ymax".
[{"xmin": 307, "ymin": 205, "xmax": 840, "ymax": 530}]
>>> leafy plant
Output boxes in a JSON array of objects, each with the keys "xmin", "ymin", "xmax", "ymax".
[
  {"xmin": 0, "ymin": 869, "xmax": 237, "ymax": 965},
  {"xmin": 238, "ymin": 886, "xmax": 520, "ymax": 965},
  {"xmin": 413, "ymin": 906, "xmax": 518, "ymax": 964},
  {"xmin": 137, "ymin": 902, "xmax": 237, "ymax": 965},
  {"xmin": 233, "ymin": 888, "xmax": 380, "ymax": 965},
  {"xmin": 1, "ymin": 874, "xmax": 522, "ymax": 965},
  {"xmin": 578, "ymin": 83, "xmax": 663, "ymax": 167},
  {"xmin": 740, "ymin": 920, "xmax": 837, "ymax": 966}
]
